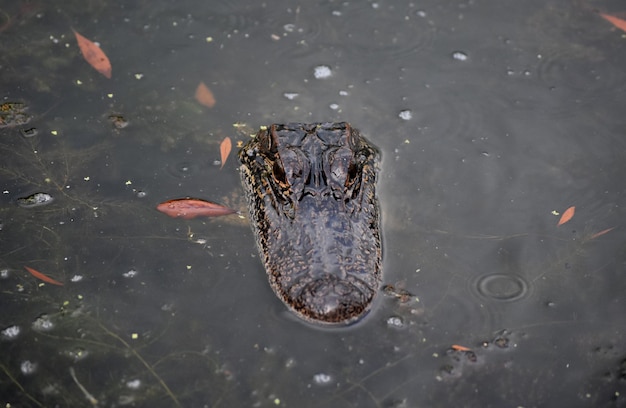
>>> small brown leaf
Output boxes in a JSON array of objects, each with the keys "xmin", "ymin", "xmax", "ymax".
[
  {"xmin": 451, "ymin": 344, "xmax": 472, "ymax": 352},
  {"xmin": 195, "ymin": 81, "xmax": 216, "ymax": 108},
  {"xmin": 73, "ymin": 29, "xmax": 112, "ymax": 78},
  {"xmin": 557, "ymin": 206, "xmax": 575, "ymax": 226},
  {"xmin": 220, "ymin": 137, "xmax": 232, "ymax": 169}
]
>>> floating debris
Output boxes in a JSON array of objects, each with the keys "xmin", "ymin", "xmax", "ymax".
[
  {"xmin": 16, "ymin": 192, "xmax": 54, "ymax": 208},
  {"xmin": 20, "ymin": 127, "xmax": 38, "ymax": 138},
  {"xmin": 69, "ymin": 367, "xmax": 99, "ymax": 406},
  {"xmin": 108, "ymin": 114, "xmax": 129, "ymax": 129},
  {"xmin": 0, "ymin": 102, "xmax": 31, "ymax": 128}
]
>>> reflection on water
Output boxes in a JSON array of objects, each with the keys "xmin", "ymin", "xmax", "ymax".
[{"xmin": 1, "ymin": 0, "xmax": 625, "ymax": 406}]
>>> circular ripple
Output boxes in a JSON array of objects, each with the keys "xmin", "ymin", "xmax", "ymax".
[
  {"xmin": 475, "ymin": 273, "xmax": 529, "ymax": 302},
  {"xmin": 338, "ymin": 9, "xmax": 435, "ymax": 59},
  {"xmin": 166, "ymin": 161, "xmax": 199, "ymax": 179}
]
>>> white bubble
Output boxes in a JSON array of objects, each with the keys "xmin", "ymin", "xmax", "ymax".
[
  {"xmin": 126, "ymin": 379, "xmax": 142, "ymax": 389},
  {"xmin": 32, "ymin": 315, "xmax": 54, "ymax": 331},
  {"xmin": 20, "ymin": 360, "xmax": 37, "ymax": 375},
  {"xmin": 1, "ymin": 325, "xmax": 20, "ymax": 340},
  {"xmin": 283, "ymin": 92, "xmax": 299, "ymax": 100},
  {"xmin": 313, "ymin": 65, "xmax": 332, "ymax": 79},
  {"xmin": 386, "ymin": 316, "xmax": 404, "ymax": 328},
  {"xmin": 123, "ymin": 269, "xmax": 138, "ymax": 278},
  {"xmin": 313, "ymin": 373, "xmax": 332, "ymax": 385},
  {"xmin": 452, "ymin": 51, "xmax": 468, "ymax": 61},
  {"xmin": 398, "ymin": 110, "xmax": 413, "ymax": 120}
]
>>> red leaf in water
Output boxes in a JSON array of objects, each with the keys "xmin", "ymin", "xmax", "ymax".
[
  {"xmin": 220, "ymin": 137, "xmax": 232, "ymax": 169},
  {"xmin": 451, "ymin": 344, "xmax": 472, "ymax": 352},
  {"xmin": 195, "ymin": 81, "xmax": 216, "ymax": 108},
  {"xmin": 156, "ymin": 198, "xmax": 236, "ymax": 219},
  {"xmin": 590, "ymin": 227, "xmax": 615, "ymax": 240},
  {"xmin": 600, "ymin": 13, "xmax": 626, "ymax": 33},
  {"xmin": 73, "ymin": 29, "xmax": 112, "ymax": 78},
  {"xmin": 557, "ymin": 206, "xmax": 575, "ymax": 226},
  {"xmin": 24, "ymin": 266, "xmax": 64, "ymax": 286}
]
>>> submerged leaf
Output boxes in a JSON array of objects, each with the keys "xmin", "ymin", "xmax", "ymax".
[
  {"xmin": 557, "ymin": 206, "xmax": 575, "ymax": 226},
  {"xmin": 73, "ymin": 29, "xmax": 112, "ymax": 78},
  {"xmin": 590, "ymin": 227, "xmax": 615, "ymax": 240},
  {"xmin": 195, "ymin": 81, "xmax": 216, "ymax": 108},
  {"xmin": 220, "ymin": 137, "xmax": 232, "ymax": 169}
]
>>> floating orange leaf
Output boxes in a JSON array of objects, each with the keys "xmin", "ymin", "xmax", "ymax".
[
  {"xmin": 557, "ymin": 206, "xmax": 575, "ymax": 226},
  {"xmin": 73, "ymin": 29, "xmax": 112, "ymax": 78},
  {"xmin": 24, "ymin": 266, "xmax": 64, "ymax": 286},
  {"xmin": 451, "ymin": 344, "xmax": 472, "ymax": 352},
  {"xmin": 156, "ymin": 198, "xmax": 236, "ymax": 219},
  {"xmin": 195, "ymin": 81, "xmax": 216, "ymax": 108},
  {"xmin": 590, "ymin": 227, "xmax": 615, "ymax": 240},
  {"xmin": 220, "ymin": 137, "xmax": 232, "ymax": 169},
  {"xmin": 600, "ymin": 13, "xmax": 626, "ymax": 33}
]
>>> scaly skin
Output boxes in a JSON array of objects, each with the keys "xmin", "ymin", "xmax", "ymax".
[{"xmin": 239, "ymin": 122, "xmax": 382, "ymax": 325}]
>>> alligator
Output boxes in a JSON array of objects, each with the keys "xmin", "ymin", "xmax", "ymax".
[{"xmin": 238, "ymin": 122, "xmax": 382, "ymax": 325}]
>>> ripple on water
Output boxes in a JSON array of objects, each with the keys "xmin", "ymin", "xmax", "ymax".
[
  {"xmin": 337, "ymin": 5, "xmax": 436, "ymax": 59},
  {"xmin": 403, "ymin": 87, "xmax": 486, "ymax": 144},
  {"xmin": 166, "ymin": 161, "xmax": 199, "ymax": 179},
  {"xmin": 474, "ymin": 273, "xmax": 530, "ymax": 302},
  {"xmin": 272, "ymin": 3, "xmax": 435, "ymax": 60}
]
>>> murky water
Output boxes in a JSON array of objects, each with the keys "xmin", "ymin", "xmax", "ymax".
[{"xmin": 1, "ymin": 0, "xmax": 625, "ymax": 407}]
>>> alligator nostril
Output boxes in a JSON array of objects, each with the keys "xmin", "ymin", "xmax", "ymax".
[{"xmin": 295, "ymin": 277, "xmax": 370, "ymax": 324}]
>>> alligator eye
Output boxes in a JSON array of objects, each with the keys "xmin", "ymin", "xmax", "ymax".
[
  {"xmin": 346, "ymin": 162, "xmax": 358, "ymax": 183},
  {"xmin": 272, "ymin": 160, "xmax": 288, "ymax": 185}
]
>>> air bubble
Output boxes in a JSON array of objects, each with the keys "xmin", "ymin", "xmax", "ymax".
[
  {"xmin": 283, "ymin": 92, "xmax": 299, "ymax": 100},
  {"xmin": 452, "ymin": 51, "xmax": 468, "ymax": 61},
  {"xmin": 386, "ymin": 316, "xmax": 404, "ymax": 328},
  {"xmin": 313, "ymin": 373, "xmax": 332, "ymax": 385},
  {"xmin": 1, "ymin": 325, "xmax": 20, "ymax": 340},
  {"xmin": 313, "ymin": 65, "xmax": 332, "ymax": 79},
  {"xmin": 32, "ymin": 315, "xmax": 54, "ymax": 331},
  {"xmin": 123, "ymin": 269, "xmax": 138, "ymax": 278},
  {"xmin": 20, "ymin": 360, "xmax": 37, "ymax": 375},
  {"xmin": 398, "ymin": 110, "xmax": 413, "ymax": 120}
]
